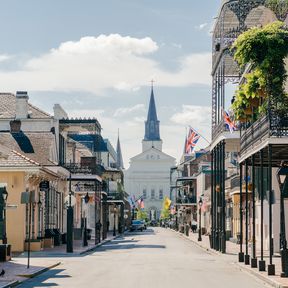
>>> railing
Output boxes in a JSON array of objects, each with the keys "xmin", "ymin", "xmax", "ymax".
[
  {"xmin": 240, "ymin": 112, "xmax": 288, "ymax": 152},
  {"xmin": 107, "ymin": 191, "xmax": 123, "ymax": 201},
  {"xmin": 63, "ymin": 163, "xmax": 104, "ymax": 176},
  {"xmin": 212, "ymin": 120, "xmax": 240, "ymax": 141},
  {"xmin": 176, "ymin": 195, "xmax": 197, "ymax": 205},
  {"xmin": 74, "ymin": 183, "xmax": 96, "ymax": 192},
  {"xmin": 230, "ymin": 175, "xmax": 240, "ymax": 190}
]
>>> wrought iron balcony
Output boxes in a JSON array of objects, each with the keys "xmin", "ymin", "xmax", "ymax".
[
  {"xmin": 230, "ymin": 175, "xmax": 240, "ymax": 190},
  {"xmin": 63, "ymin": 163, "xmax": 104, "ymax": 176},
  {"xmin": 212, "ymin": 120, "xmax": 240, "ymax": 141},
  {"xmin": 240, "ymin": 112, "xmax": 288, "ymax": 154},
  {"xmin": 107, "ymin": 190, "xmax": 123, "ymax": 201}
]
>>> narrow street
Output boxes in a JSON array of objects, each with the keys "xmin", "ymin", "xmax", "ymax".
[{"xmin": 19, "ymin": 228, "xmax": 271, "ymax": 288}]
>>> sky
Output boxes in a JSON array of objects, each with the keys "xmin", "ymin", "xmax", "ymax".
[{"xmin": 0, "ymin": 0, "xmax": 222, "ymax": 167}]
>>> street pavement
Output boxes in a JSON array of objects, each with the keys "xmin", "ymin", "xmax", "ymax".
[{"xmin": 18, "ymin": 228, "xmax": 272, "ymax": 288}]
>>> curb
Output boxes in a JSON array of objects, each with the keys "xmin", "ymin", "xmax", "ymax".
[
  {"xmin": 236, "ymin": 263, "xmax": 288, "ymax": 288},
  {"xmin": 16, "ymin": 262, "xmax": 61, "ymax": 278},
  {"xmin": 79, "ymin": 234, "xmax": 123, "ymax": 255},
  {"xmin": 171, "ymin": 229, "xmax": 288, "ymax": 288},
  {"xmin": 1, "ymin": 280, "xmax": 19, "ymax": 288}
]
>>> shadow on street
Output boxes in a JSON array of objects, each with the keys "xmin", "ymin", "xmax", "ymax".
[{"xmin": 18, "ymin": 269, "xmax": 71, "ymax": 287}]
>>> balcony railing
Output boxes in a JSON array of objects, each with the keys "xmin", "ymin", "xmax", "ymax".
[
  {"xmin": 107, "ymin": 191, "xmax": 123, "ymax": 201},
  {"xmin": 63, "ymin": 163, "xmax": 104, "ymax": 176},
  {"xmin": 212, "ymin": 120, "xmax": 240, "ymax": 141},
  {"xmin": 240, "ymin": 112, "xmax": 288, "ymax": 153}
]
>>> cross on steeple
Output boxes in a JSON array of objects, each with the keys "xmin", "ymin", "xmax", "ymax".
[{"xmin": 150, "ymin": 79, "xmax": 155, "ymax": 88}]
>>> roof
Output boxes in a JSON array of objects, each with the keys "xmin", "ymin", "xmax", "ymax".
[
  {"xmin": 68, "ymin": 134, "xmax": 108, "ymax": 152},
  {"xmin": 144, "ymin": 87, "xmax": 161, "ymax": 141},
  {"xmin": 0, "ymin": 93, "xmax": 51, "ymax": 119},
  {"xmin": 116, "ymin": 134, "xmax": 124, "ymax": 169},
  {"xmin": 0, "ymin": 148, "xmax": 40, "ymax": 168},
  {"xmin": 0, "ymin": 132, "xmax": 57, "ymax": 165}
]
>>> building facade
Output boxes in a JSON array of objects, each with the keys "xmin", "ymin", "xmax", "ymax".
[{"xmin": 125, "ymin": 87, "xmax": 175, "ymax": 220}]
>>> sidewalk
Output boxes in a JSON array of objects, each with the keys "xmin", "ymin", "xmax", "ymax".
[
  {"xmin": 2, "ymin": 232, "xmax": 121, "ymax": 287},
  {"xmin": 177, "ymin": 229, "xmax": 288, "ymax": 288}
]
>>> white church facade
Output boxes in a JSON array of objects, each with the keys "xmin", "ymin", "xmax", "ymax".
[{"xmin": 124, "ymin": 87, "xmax": 176, "ymax": 220}]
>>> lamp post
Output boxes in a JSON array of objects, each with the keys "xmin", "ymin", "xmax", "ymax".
[
  {"xmin": 277, "ymin": 164, "xmax": 288, "ymax": 277},
  {"xmin": 198, "ymin": 198, "xmax": 203, "ymax": 242},
  {"xmin": 66, "ymin": 172, "xmax": 73, "ymax": 253},
  {"xmin": 0, "ymin": 185, "xmax": 8, "ymax": 244},
  {"xmin": 113, "ymin": 206, "xmax": 117, "ymax": 236},
  {"xmin": 83, "ymin": 192, "xmax": 89, "ymax": 247}
]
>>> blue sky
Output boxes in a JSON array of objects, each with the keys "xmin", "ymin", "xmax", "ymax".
[{"xmin": 0, "ymin": 0, "xmax": 222, "ymax": 166}]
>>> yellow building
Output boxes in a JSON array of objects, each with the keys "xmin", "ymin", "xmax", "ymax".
[{"xmin": 0, "ymin": 145, "xmax": 68, "ymax": 252}]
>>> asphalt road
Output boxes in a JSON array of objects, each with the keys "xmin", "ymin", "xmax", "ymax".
[{"xmin": 19, "ymin": 228, "xmax": 271, "ymax": 288}]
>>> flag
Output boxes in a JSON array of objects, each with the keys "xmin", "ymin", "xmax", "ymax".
[
  {"xmin": 128, "ymin": 196, "xmax": 135, "ymax": 208},
  {"xmin": 137, "ymin": 197, "xmax": 144, "ymax": 209},
  {"xmin": 164, "ymin": 196, "xmax": 172, "ymax": 210},
  {"xmin": 223, "ymin": 110, "xmax": 237, "ymax": 133},
  {"xmin": 185, "ymin": 127, "xmax": 200, "ymax": 154}
]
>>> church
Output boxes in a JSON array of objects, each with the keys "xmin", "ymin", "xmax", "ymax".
[{"xmin": 124, "ymin": 86, "xmax": 176, "ymax": 220}]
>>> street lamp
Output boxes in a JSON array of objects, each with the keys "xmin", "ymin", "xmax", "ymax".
[
  {"xmin": 0, "ymin": 185, "xmax": 8, "ymax": 244},
  {"xmin": 67, "ymin": 172, "xmax": 73, "ymax": 253},
  {"xmin": 277, "ymin": 164, "xmax": 288, "ymax": 277},
  {"xmin": 198, "ymin": 198, "xmax": 203, "ymax": 242},
  {"xmin": 113, "ymin": 206, "xmax": 117, "ymax": 236}
]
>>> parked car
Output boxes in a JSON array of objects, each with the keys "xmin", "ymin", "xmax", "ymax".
[
  {"xmin": 130, "ymin": 220, "xmax": 145, "ymax": 231},
  {"xmin": 140, "ymin": 220, "xmax": 147, "ymax": 230}
]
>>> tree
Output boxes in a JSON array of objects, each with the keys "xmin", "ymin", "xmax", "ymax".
[{"xmin": 231, "ymin": 21, "xmax": 288, "ymax": 121}]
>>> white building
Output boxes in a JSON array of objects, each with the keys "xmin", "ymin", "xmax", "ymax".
[{"xmin": 124, "ymin": 87, "xmax": 175, "ymax": 220}]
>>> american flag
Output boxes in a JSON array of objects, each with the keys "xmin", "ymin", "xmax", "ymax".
[
  {"xmin": 185, "ymin": 127, "xmax": 200, "ymax": 154},
  {"xmin": 223, "ymin": 110, "xmax": 237, "ymax": 133}
]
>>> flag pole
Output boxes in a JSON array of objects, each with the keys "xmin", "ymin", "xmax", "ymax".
[{"xmin": 189, "ymin": 125, "xmax": 210, "ymax": 145}]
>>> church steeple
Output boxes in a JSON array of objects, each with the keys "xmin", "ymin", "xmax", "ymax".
[
  {"xmin": 116, "ymin": 130, "xmax": 124, "ymax": 169},
  {"xmin": 144, "ymin": 84, "xmax": 161, "ymax": 141}
]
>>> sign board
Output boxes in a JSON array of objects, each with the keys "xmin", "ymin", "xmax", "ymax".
[
  {"xmin": 21, "ymin": 191, "xmax": 36, "ymax": 204},
  {"xmin": 39, "ymin": 181, "xmax": 49, "ymax": 190},
  {"xmin": 64, "ymin": 195, "xmax": 76, "ymax": 207}
]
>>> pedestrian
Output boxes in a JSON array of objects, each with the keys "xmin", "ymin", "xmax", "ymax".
[{"xmin": 191, "ymin": 219, "xmax": 197, "ymax": 233}]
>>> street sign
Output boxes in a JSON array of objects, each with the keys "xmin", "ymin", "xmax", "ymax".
[{"xmin": 64, "ymin": 195, "xmax": 76, "ymax": 207}]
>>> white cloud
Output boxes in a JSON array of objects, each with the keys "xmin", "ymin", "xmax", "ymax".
[
  {"xmin": 170, "ymin": 105, "xmax": 211, "ymax": 148},
  {"xmin": 195, "ymin": 23, "xmax": 208, "ymax": 30},
  {"xmin": 113, "ymin": 104, "xmax": 145, "ymax": 117},
  {"xmin": 0, "ymin": 55, "xmax": 11, "ymax": 62},
  {"xmin": 171, "ymin": 105, "xmax": 211, "ymax": 126},
  {"xmin": 0, "ymin": 34, "xmax": 211, "ymax": 93}
]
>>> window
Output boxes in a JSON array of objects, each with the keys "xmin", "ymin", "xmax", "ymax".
[
  {"xmin": 159, "ymin": 189, "xmax": 163, "ymax": 200},
  {"xmin": 143, "ymin": 189, "xmax": 147, "ymax": 199},
  {"xmin": 151, "ymin": 189, "xmax": 155, "ymax": 199}
]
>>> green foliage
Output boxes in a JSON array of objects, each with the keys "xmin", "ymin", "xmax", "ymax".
[
  {"xmin": 160, "ymin": 208, "xmax": 170, "ymax": 220},
  {"xmin": 136, "ymin": 209, "xmax": 147, "ymax": 220},
  {"xmin": 231, "ymin": 21, "xmax": 288, "ymax": 120}
]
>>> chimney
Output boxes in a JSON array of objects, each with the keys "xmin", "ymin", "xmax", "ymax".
[
  {"xmin": 53, "ymin": 104, "xmax": 68, "ymax": 120},
  {"xmin": 15, "ymin": 91, "xmax": 29, "ymax": 119}
]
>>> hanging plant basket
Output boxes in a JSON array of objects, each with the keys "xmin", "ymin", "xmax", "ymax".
[
  {"xmin": 244, "ymin": 107, "xmax": 253, "ymax": 115},
  {"xmin": 249, "ymin": 97, "xmax": 259, "ymax": 108},
  {"xmin": 258, "ymin": 88, "xmax": 267, "ymax": 98}
]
